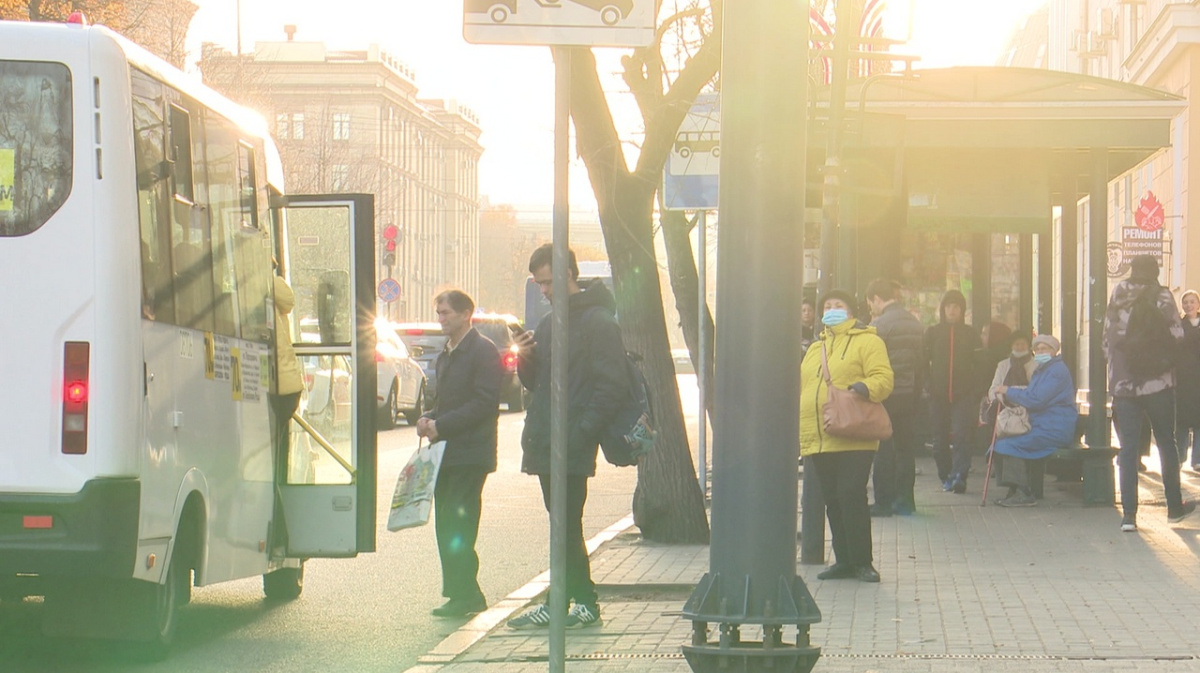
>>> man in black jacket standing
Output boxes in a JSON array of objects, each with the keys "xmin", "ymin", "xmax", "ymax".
[
  {"xmin": 924, "ymin": 289, "xmax": 982, "ymax": 494},
  {"xmin": 418, "ymin": 289, "xmax": 502, "ymax": 618},
  {"xmin": 866, "ymin": 279, "xmax": 925, "ymax": 516},
  {"xmin": 507, "ymin": 244, "xmax": 626, "ymax": 630}
]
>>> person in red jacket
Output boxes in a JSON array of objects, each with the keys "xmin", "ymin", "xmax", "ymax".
[{"xmin": 923, "ymin": 290, "xmax": 982, "ymax": 494}]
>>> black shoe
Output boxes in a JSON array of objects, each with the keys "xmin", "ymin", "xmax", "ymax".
[
  {"xmin": 952, "ymin": 479, "xmax": 967, "ymax": 494},
  {"xmin": 1168, "ymin": 501, "xmax": 1197, "ymax": 524},
  {"xmin": 431, "ymin": 596, "xmax": 487, "ymax": 618},
  {"xmin": 869, "ymin": 503, "xmax": 893, "ymax": 518},
  {"xmin": 816, "ymin": 563, "xmax": 857, "ymax": 580},
  {"xmin": 856, "ymin": 565, "xmax": 881, "ymax": 583},
  {"xmin": 892, "ymin": 501, "xmax": 915, "ymax": 516}
]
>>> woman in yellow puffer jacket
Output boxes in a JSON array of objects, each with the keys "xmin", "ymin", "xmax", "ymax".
[{"xmin": 800, "ymin": 290, "xmax": 893, "ymax": 583}]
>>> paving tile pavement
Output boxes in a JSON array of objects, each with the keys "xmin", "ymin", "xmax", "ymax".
[{"xmin": 411, "ymin": 457, "xmax": 1200, "ymax": 672}]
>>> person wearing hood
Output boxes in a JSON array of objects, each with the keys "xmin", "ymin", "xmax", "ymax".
[
  {"xmin": 923, "ymin": 289, "xmax": 983, "ymax": 494},
  {"xmin": 989, "ymin": 334, "xmax": 1078, "ymax": 507},
  {"xmin": 1103, "ymin": 255, "xmax": 1194, "ymax": 532},
  {"xmin": 508, "ymin": 244, "xmax": 627, "ymax": 629},
  {"xmin": 1175, "ymin": 290, "xmax": 1200, "ymax": 470},
  {"xmin": 801, "ymin": 290, "xmax": 894, "ymax": 583}
]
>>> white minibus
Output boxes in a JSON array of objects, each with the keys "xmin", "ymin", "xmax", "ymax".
[{"xmin": 0, "ymin": 17, "xmax": 377, "ymax": 656}]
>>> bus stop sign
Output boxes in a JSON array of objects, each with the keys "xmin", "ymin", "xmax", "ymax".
[
  {"xmin": 463, "ymin": 0, "xmax": 658, "ymax": 47},
  {"xmin": 663, "ymin": 93, "xmax": 719, "ymax": 210}
]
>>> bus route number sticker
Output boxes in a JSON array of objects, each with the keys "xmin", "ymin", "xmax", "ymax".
[
  {"xmin": 230, "ymin": 347, "xmax": 243, "ymax": 401},
  {"xmin": 204, "ymin": 332, "xmax": 216, "ymax": 379},
  {"xmin": 0, "ymin": 148, "xmax": 13, "ymax": 211},
  {"xmin": 179, "ymin": 330, "xmax": 194, "ymax": 359}
]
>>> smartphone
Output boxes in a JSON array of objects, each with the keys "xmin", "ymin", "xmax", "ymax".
[{"xmin": 509, "ymin": 323, "xmax": 525, "ymax": 336}]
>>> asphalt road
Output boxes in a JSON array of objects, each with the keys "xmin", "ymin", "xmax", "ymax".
[{"xmin": 0, "ymin": 407, "xmax": 647, "ymax": 672}]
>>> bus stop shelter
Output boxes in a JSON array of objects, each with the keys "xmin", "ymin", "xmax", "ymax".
[{"xmin": 811, "ymin": 66, "xmax": 1186, "ymax": 451}]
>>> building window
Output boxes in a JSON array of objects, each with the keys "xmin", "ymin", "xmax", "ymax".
[
  {"xmin": 333, "ymin": 113, "xmax": 351, "ymax": 141},
  {"xmin": 292, "ymin": 113, "xmax": 305, "ymax": 140},
  {"xmin": 276, "ymin": 113, "xmax": 289, "ymax": 139},
  {"xmin": 331, "ymin": 164, "xmax": 349, "ymax": 191}
]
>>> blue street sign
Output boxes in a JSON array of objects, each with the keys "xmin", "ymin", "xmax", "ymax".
[{"xmin": 378, "ymin": 278, "xmax": 401, "ymax": 303}]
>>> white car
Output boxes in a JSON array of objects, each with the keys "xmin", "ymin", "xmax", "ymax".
[{"xmin": 375, "ymin": 321, "xmax": 428, "ymax": 428}]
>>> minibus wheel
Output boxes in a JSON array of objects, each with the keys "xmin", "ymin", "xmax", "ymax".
[{"xmin": 264, "ymin": 563, "xmax": 304, "ymax": 600}]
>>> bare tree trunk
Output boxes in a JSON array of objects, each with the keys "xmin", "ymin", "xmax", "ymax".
[
  {"xmin": 660, "ymin": 208, "xmax": 715, "ymax": 425},
  {"xmin": 566, "ymin": 48, "xmax": 709, "ymax": 543}
]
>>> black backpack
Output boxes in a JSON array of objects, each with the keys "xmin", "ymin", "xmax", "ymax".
[
  {"xmin": 598, "ymin": 350, "xmax": 657, "ymax": 467},
  {"xmin": 1120, "ymin": 286, "xmax": 1175, "ymax": 381}
]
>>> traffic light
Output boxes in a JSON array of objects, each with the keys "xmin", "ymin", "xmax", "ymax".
[{"xmin": 382, "ymin": 225, "xmax": 398, "ymax": 267}]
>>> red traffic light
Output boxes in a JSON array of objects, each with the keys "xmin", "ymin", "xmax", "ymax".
[
  {"xmin": 382, "ymin": 225, "xmax": 399, "ymax": 240},
  {"xmin": 385, "ymin": 240, "xmax": 396, "ymax": 252}
]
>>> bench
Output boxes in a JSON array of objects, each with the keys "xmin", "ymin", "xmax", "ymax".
[{"xmin": 1029, "ymin": 443, "xmax": 1118, "ymax": 506}]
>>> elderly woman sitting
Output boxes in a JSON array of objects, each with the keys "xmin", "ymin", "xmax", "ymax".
[{"xmin": 989, "ymin": 334, "xmax": 1078, "ymax": 507}]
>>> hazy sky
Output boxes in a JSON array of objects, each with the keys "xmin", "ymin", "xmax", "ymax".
[{"xmin": 185, "ymin": 0, "xmax": 1048, "ymax": 216}]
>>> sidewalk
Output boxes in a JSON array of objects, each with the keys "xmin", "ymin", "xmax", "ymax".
[{"xmin": 405, "ymin": 456, "xmax": 1200, "ymax": 673}]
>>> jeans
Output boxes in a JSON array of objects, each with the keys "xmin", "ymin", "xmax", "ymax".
[
  {"xmin": 538, "ymin": 474, "xmax": 598, "ymax": 608},
  {"xmin": 1114, "ymin": 390, "xmax": 1185, "ymax": 516},
  {"xmin": 435, "ymin": 466, "xmax": 489, "ymax": 601},
  {"xmin": 811, "ymin": 451, "xmax": 876, "ymax": 568},
  {"xmin": 873, "ymin": 394, "xmax": 917, "ymax": 511},
  {"xmin": 930, "ymin": 394, "xmax": 977, "ymax": 483}
]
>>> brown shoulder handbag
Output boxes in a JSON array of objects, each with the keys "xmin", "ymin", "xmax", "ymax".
[{"xmin": 820, "ymin": 342, "xmax": 893, "ymax": 442}]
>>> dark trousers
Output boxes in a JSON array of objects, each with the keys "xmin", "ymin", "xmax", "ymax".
[
  {"xmin": 435, "ymin": 466, "xmax": 489, "ymax": 601},
  {"xmin": 811, "ymin": 451, "xmax": 875, "ymax": 568},
  {"xmin": 930, "ymin": 394, "xmax": 977, "ymax": 483},
  {"xmin": 1176, "ymin": 416, "xmax": 1200, "ymax": 465},
  {"xmin": 873, "ymin": 394, "xmax": 917, "ymax": 511},
  {"xmin": 1115, "ymin": 390, "xmax": 1184, "ymax": 516},
  {"xmin": 269, "ymin": 392, "xmax": 301, "ymax": 484},
  {"xmin": 998, "ymin": 454, "xmax": 1032, "ymax": 494},
  {"xmin": 538, "ymin": 474, "xmax": 598, "ymax": 608}
]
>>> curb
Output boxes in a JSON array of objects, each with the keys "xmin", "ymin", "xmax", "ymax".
[{"xmin": 404, "ymin": 512, "xmax": 637, "ymax": 672}]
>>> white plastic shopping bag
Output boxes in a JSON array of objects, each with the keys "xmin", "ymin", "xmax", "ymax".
[{"xmin": 387, "ymin": 440, "xmax": 446, "ymax": 531}]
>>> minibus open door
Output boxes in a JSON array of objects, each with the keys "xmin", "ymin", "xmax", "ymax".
[{"xmin": 274, "ymin": 193, "xmax": 376, "ymax": 557}]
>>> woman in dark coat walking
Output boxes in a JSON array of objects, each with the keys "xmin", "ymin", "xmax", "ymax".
[{"xmin": 1176, "ymin": 290, "xmax": 1200, "ymax": 470}]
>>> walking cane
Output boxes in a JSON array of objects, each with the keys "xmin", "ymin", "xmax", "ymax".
[{"xmin": 980, "ymin": 402, "xmax": 1001, "ymax": 507}]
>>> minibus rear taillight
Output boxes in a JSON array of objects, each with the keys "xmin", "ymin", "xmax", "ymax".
[{"xmin": 62, "ymin": 341, "xmax": 90, "ymax": 455}]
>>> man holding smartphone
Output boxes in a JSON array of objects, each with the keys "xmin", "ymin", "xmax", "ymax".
[
  {"xmin": 418, "ymin": 289, "xmax": 502, "ymax": 618},
  {"xmin": 506, "ymin": 244, "xmax": 627, "ymax": 630}
]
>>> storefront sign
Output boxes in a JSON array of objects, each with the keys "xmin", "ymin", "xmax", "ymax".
[
  {"xmin": 1121, "ymin": 226, "xmax": 1163, "ymax": 264},
  {"xmin": 1134, "ymin": 191, "xmax": 1164, "ymax": 231}
]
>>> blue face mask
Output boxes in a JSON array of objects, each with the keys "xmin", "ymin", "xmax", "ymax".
[
  {"xmin": 1033, "ymin": 353, "xmax": 1053, "ymax": 365},
  {"xmin": 821, "ymin": 309, "xmax": 849, "ymax": 326}
]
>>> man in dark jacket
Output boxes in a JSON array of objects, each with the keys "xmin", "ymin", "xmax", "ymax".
[
  {"xmin": 923, "ymin": 289, "xmax": 982, "ymax": 494},
  {"xmin": 418, "ymin": 289, "xmax": 502, "ymax": 618},
  {"xmin": 866, "ymin": 279, "xmax": 924, "ymax": 516},
  {"xmin": 507, "ymin": 244, "xmax": 626, "ymax": 630}
]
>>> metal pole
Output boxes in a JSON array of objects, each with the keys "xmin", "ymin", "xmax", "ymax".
[
  {"xmin": 697, "ymin": 210, "xmax": 708, "ymax": 497},
  {"xmin": 816, "ymin": 0, "xmax": 857, "ymax": 297},
  {"xmin": 1088, "ymin": 147, "xmax": 1110, "ymax": 451},
  {"xmin": 549, "ymin": 45, "xmax": 571, "ymax": 673},
  {"xmin": 1060, "ymin": 180, "xmax": 1079, "ymax": 379},
  {"xmin": 681, "ymin": 0, "xmax": 820, "ymax": 671},
  {"xmin": 235, "ymin": 0, "xmax": 242, "ymax": 57}
]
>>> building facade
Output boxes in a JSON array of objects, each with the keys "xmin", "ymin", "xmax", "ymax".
[
  {"xmin": 200, "ymin": 35, "xmax": 482, "ymax": 321},
  {"xmin": 1008, "ymin": 1, "xmax": 1200, "ymax": 295}
]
